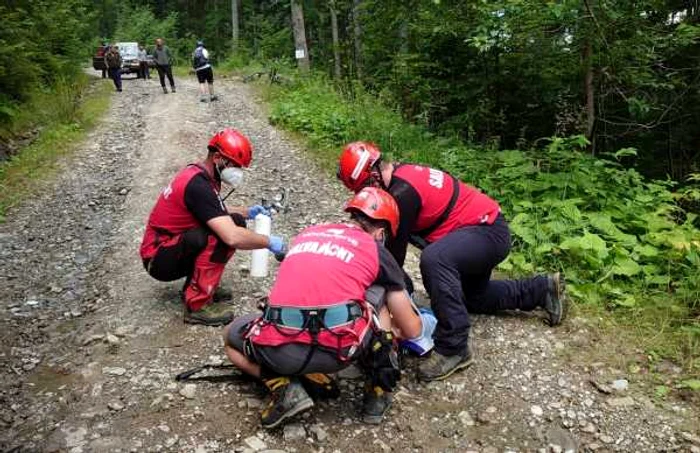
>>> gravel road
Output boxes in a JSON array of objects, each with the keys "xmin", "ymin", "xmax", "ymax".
[{"xmin": 0, "ymin": 73, "xmax": 698, "ymax": 453}]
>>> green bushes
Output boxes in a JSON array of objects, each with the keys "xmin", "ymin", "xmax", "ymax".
[
  {"xmin": 268, "ymin": 76, "xmax": 699, "ymax": 365},
  {"xmin": 0, "ymin": 77, "xmax": 112, "ymax": 220},
  {"xmin": 0, "ymin": 0, "xmax": 95, "ymax": 135}
]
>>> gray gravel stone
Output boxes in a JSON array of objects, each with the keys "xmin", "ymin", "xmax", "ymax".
[{"xmin": 282, "ymin": 423, "xmax": 306, "ymax": 441}]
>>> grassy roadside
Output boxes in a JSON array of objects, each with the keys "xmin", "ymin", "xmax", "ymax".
[
  {"xmin": 233, "ymin": 67, "xmax": 699, "ymax": 398},
  {"xmin": 0, "ymin": 75, "xmax": 113, "ymax": 221}
]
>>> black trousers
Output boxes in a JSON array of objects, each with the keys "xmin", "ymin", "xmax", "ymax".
[
  {"xmin": 156, "ymin": 64, "xmax": 175, "ymax": 88},
  {"xmin": 145, "ymin": 228, "xmax": 208, "ymax": 282},
  {"xmin": 420, "ymin": 214, "xmax": 549, "ymax": 356}
]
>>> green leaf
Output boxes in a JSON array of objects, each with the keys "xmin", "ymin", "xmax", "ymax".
[
  {"xmin": 614, "ymin": 295, "xmax": 637, "ymax": 307},
  {"xmin": 655, "ymin": 385, "xmax": 670, "ymax": 398},
  {"xmin": 678, "ymin": 380, "xmax": 700, "ymax": 391},
  {"xmin": 611, "ymin": 257, "xmax": 641, "ymax": 277},
  {"xmin": 634, "ymin": 244, "xmax": 659, "ymax": 258},
  {"xmin": 560, "ymin": 231, "xmax": 609, "ymax": 259},
  {"xmin": 613, "ymin": 147, "xmax": 638, "ymax": 159}
]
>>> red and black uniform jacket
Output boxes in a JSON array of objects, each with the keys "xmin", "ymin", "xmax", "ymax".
[
  {"xmin": 387, "ymin": 163, "xmax": 501, "ymax": 266},
  {"xmin": 247, "ymin": 223, "xmax": 404, "ymax": 352},
  {"xmin": 140, "ymin": 164, "xmax": 226, "ymax": 260}
]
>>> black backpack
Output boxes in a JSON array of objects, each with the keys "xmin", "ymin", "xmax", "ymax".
[{"xmin": 193, "ymin": 47, "xmax": 208, "ymax": 69}]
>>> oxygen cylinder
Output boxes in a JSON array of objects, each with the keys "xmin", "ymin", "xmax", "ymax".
[{"xmin": 250, "ymin": 213, "xmax": 271, "ymax": 277}]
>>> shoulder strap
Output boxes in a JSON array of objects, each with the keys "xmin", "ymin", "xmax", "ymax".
[{"xmin": 414, "ymin": 173, "xmax": 460, "ymax": 239}]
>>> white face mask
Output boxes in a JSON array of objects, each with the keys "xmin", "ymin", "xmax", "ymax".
[{"xmin": 220, "ymin": 167, "xmax": 244, "ymax": 187}]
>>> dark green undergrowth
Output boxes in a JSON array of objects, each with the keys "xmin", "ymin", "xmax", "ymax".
[
  {"xmin": 0, "ymin": 75, "xmax": 113, "ymax": 221},
  {"xmin": 236, "ymin": 68, "xmax": 700, "ymax": 376}
]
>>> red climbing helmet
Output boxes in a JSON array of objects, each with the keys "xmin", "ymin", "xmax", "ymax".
[
  {"xmin": 337, "ymin": 141, "xmax": 382, "ymax": 192},
  {"xmin": 208, "ymin": 129, "xmax": 253, "ymax": 167},
  {"xmin": 344, "ymin": 187, "xmax": 399, "ymax": 237}
]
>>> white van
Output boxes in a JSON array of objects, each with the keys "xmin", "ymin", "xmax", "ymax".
[{"xmin": 115, "ymin": 42, "xmax": 140, "ymax": 74}]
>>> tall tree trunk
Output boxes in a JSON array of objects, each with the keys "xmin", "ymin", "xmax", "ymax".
[
  {"xmin": 330, "ymin": 0, "xmax": 341, "ymax": 79},
  {"xmin": 352, "ymin": 0, "xmax": 363, "ymax": 80},
  {"xmin": 291, "ymin": 0, "xmax": 310, "ymax": 73},
  {"xmin": 231, "ymin": 0, "xmax": 239, "ymax": 53},
  {"xmin": 583, "ymin": 39, "xmax": 595, "ymax": 154}
]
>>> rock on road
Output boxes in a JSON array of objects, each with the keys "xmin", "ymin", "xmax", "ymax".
[{"xmin": 0, "ymin": 75, "xmax": 698, "ymax": 452}]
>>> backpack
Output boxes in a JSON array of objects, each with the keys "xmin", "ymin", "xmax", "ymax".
[
  {"xmin": 105, "ymin": 51, "xmax": 121, "ymax": 68},
  {"xmin": 192, "ymin": 47, "xmax": 208, "ymax": 69}
]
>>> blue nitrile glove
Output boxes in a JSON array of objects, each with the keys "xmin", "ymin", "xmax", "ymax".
[
  {"xmin": 247, "ymin": 205, "xmax": 271, "ymax": 219},
  {"xmin": 267, "ymin": 235, "xmax": 286, "ymax": 256}
]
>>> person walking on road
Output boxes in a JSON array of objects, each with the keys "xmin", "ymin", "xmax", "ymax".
[
  {"xmin": 137, "ymin": 43, "xmax": 150, "ymax": 80},
  {"xmin": 192, "ymin": 40, "xmax": 217, "ymax": 102},
  {"xmin": 100, "ymin": 41, "xmax": 109, "ymax": 79},
  {"xmin": 153, "ymin": 38, "xmax": 176, "ymax": 94},
  {"xmin": 104, "ymin": 45, "xmax": 122, "ymax": 92},
  {"xmin": 337, "ymin": 142, "xmax": 568, "ymax": 382},
  {"xmin": 140, "ymin": 129, "xmax": 285, "ymax": 326},
  {"xmin": 223, "ymin": 187, "xmax": 438, "ymax": 428}
]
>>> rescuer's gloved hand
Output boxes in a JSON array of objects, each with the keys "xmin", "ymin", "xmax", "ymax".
[
  {"xmin": 247, "ymin": 205, "xmax": 271, "ymax": 219},
  {"xmin": 267, "ymin": 235, "xmax": 286, "ymax": 258}
]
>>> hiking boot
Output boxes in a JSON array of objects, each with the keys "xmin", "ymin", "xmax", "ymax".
[
  {"xmin": 183, "ymin": 302, "xmax": 234, "ymax": 327},
  {"xmin": 417, "ymin": 347, "xmax": 473, "ymax": 382},
  {"xmin": 543, "ymin": 272, "xmax": 568, "ymax": 326},
  {"xmin": 200, "ymin": 95, "xmax": 208, "ymax": 103},
  {"xmin": 171, "ymin": 86, "xmax": 176, "ymax": 93},
  {"xmin": 301, "ymin": 373, "xmax": 340, "ymax": 400},
  {"xmin": 261, "ymin": 377, "xmax": 314, "ymax": 429},
  {"xmin": 210, "ymin": 94, "xmax": 218, "ymax": 102},
  {"xmin": 162, "ymin": 86, "xmax": 168, "ymax": 94},
  {"xmin": 212, "ymin": 286, "xmax": 233, "ymax": 303},
  {"xmin": 362, "ymin": 384, "xmax": 392, "ymax": 425}
]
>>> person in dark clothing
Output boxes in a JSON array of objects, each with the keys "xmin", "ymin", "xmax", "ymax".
[
  {"xmin": 140, "ymin": 129, "xmax": 285, "ymax": 326},
  {"xmin": 137, "ymin": 44, "xmax": 150, "ymax": 80},
  {"xmin": 100, "ymin": 41, "xmax": 109, "ymax": 79},
  {"xmin": 153, "ymin": 38, "xmax": 175, "ymax": 93},
  {"xmin": 337, "ymin": 141, "xmax": 568, "ymax": 382},
  {"xmin": 104, "ymin": 46, "xmax": 122, "ymax": 92},
  {"xmin": 192, "ymin": 40, "xmax": 217, "ymax": 102}
]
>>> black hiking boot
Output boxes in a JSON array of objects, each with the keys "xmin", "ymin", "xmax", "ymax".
[
  {"xmin": 183, "ymin": 302, "xmax": 234, "ymax": 327},
  {"xmin": 362, "ymin": 383, "xmax": 392, "ymax": 425},
  {"xmin": 171, "ymin": 86, "xmax": 176, "ymax": 93},
  {"xmin": 162, "ymin": 86, "xmax": 168, "ymax": 94},
  {"xmin": 212, "ymin": 287, "xmax": 233, "ymax": 303},
  {"xmin": 543, "ymin": 272, "xmax": 568, "ymax": 326},
  {"xmin": 300, "ymin": 373, "xmax": 340, "ymax": 400},
  {"xmin": 260, "ymin": 377, "xmax": 314, "ymax": 429},
  {"xmin": 417, "ymin": 347, "xmax": 473, "ymax": 382}
]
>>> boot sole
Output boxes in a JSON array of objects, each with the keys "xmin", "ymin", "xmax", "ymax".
[
  {"xmin": 261, "ymin": 398, "xmax": 314, "ymax": 429},
  {"xmin": 183, "ymin": 315, "xmax": 234, "ymax": 327},
  {"xmin": 418, "ymin": 356, "xmax": 474, "ymax": 382},
  {"xmin": 548, "ymin": 272, "xmax": 568, "ymax": 326}
]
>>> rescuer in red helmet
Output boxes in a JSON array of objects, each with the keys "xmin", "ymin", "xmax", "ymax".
[
  {"xmin": 337, "ymin": 141, "xmax": 568, "ymax": 382},
  {"xmin": 223, "ymin": 187, "xmax": 438, "ymax": 429},
  {"xmin": 140, "ymin": 129, "xmax": 286, "ymax": 326}
]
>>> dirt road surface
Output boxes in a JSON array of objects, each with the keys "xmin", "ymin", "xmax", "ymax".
[{"xmin": 1, "ymin": 75, "xmax": 698, "ymax": 453}]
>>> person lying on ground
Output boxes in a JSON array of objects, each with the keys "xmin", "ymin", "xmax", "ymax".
[
  {"xmin": 223, "ymin": 187, "xmax": 438, "ymax": 428},
  {"xmin": 337, "ymin": 142, "xmax": 568, "ymax": 382},
  {"xmin": 140, "ymin": 128, "xmax": 285, "ymax": 326}
]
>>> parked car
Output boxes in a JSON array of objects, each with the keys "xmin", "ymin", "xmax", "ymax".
[
  {"xmin": 116, "ymin": 42, "xmax": 140, "ymax": 75},
  {"xmin": 92, "ymin": 45, "xmax": 108, "ymax": 75}
]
